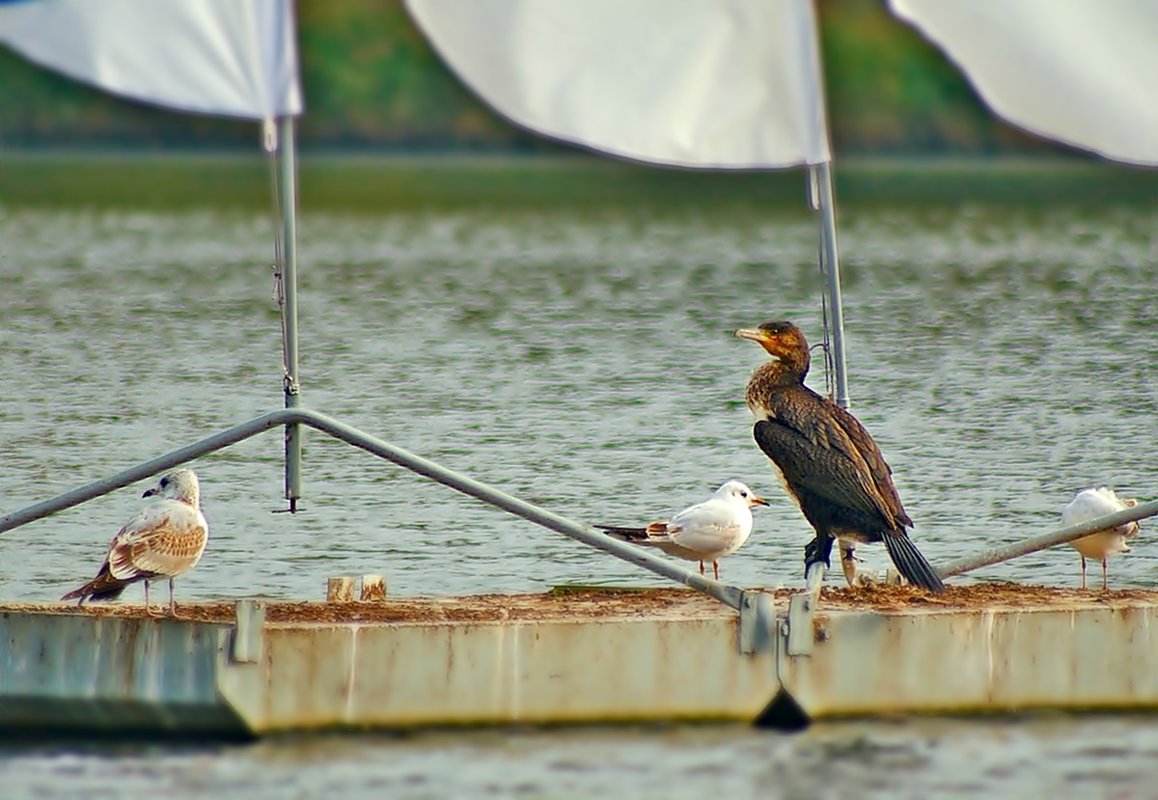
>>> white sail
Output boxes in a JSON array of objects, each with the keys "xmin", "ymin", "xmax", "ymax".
[
  {"xmin": 405, "ymin": 0, "xmax": 831, "ymax": 169},
  {"xmin": 0, "ymin": 0, "xmax": 301, "ymax": 120},
  {"xmin": 891, "ymin": 0, "xmax": 1158, "ymax": 167}
]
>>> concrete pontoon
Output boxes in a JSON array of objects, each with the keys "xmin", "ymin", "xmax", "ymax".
[{"xmin": 2, "ymin": 583, "xmax": 1156, "ymax": 737}]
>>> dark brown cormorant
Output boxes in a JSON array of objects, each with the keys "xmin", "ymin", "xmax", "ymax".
[{"xmin": 734, "ymin": 321, "xmax": 944, "ymax": 592}]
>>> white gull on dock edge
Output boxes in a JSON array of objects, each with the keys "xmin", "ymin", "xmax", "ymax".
[
  {"xmin": 594, "ymin": 480, "xmax": 769, "ymax": 580},
  {"xmin": 1061, "ymin": 487, "xmax": 1141, "ymax": 591}
]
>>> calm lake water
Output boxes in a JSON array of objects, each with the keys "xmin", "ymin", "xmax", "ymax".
[{"xmin": 0, "ymin": 157, "xmax": 1155, "ymax": 796}]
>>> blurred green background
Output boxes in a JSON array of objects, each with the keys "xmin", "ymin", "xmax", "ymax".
[
  {"xmin": 0, "ymin": 0, "xmax": 1062, "ymax": 155},
  {"xmin": 4, "ymin": 0, "xmax": 1154, "ymax": 212}
]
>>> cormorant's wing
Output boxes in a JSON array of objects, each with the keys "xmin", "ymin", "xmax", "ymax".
[
  {"xmin": 824, "ymin": 401, "xmax": 913, "ymax": 528},
  {"xmin": 754, "ymin": 393, "xmax": 910, "ymax": 530}
]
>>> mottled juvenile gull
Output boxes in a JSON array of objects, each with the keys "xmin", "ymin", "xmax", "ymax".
[
  {"xmin": 1061, "ymin": 486, "xmax": 1140, "ymax": 591},
  {"xmin": 61, "ymin": 469, "xmax": 209, "ymax": 616},
  {"xmin": 595, "ymin": 480, "xmax": 769, "ymax": 579}
]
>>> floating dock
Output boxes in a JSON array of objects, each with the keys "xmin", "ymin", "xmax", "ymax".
[{"xmin": 2, "ymin": 583, "xmax": 1156, "ymax": 736}]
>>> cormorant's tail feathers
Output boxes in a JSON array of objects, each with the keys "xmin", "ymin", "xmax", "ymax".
[{"xmin": 883, "ymin": 534, "xmax": 945, "ymax": 593}]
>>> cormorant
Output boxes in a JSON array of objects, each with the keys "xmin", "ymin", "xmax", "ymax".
[{"xmin": 734, "ymin": 321, "xmax": 944, "ymax": 592}]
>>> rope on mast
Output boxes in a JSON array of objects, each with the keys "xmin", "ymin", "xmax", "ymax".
[{"xmin": 263, "ymin": 119, "xmax": 292, "ymax": 394}]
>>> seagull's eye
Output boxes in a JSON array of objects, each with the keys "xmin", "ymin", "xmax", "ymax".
[
  {"xmin": 160, "ymin": 477, "xmax": 170, "ymax": 488},
  {"xmin": 740, "ymin": 490, "xmax": 748, "ymax": 497}
]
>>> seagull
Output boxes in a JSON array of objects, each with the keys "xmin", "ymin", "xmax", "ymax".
[
  {"xmin": 1061, "ymin": 487, "xmax": 1140, "ymax": 591},
  {"xmin": 594, "ymin": 480, "xmax": 769, "ymax": 579},
  {"xmin": 61, "ymin": 469, "xmax": 209, "ymax": 616}
]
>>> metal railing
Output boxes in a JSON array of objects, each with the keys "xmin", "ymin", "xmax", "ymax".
[
  {"xmin": 0, "ymin": 407, "xmax": 746, "ymax": 611},
  {"xmin": 3, "ymin": 406, "xmax": 1153, "ymax": 598},
  {"xmin": 939, "ymin": 500, "xmax": 1158, "ymax": 578}
]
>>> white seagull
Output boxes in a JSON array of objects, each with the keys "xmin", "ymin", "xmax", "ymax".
[
  {"xmin": 595, "ymin": 480, "xmax": 769, "ymax": 579},
  {"xmin": 62, "ymin": 469, "xmax": 209, "ymax": 616},
  {"xmin": 1061, "ymin": 486, "xmax": 1140, "ymax": 591}
]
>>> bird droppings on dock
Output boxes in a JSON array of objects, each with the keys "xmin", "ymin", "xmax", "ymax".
[
  {"xmin": 4, "ymin": 583, "xmax": 1157, "ymax": 626},
  {"xmin": 818, "ymin": 582, "xmax": 1158, "ymax": 611},
  {"xmin": 1, "ymin": 589, "xmax": 722, "ymax": 625}
]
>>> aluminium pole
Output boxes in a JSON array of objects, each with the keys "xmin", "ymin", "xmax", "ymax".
[
  {"xmin": 814, "ymin": 160, "xmax": 850, "ymax": 409},
  {"xmin": 278, "ymin": 115, "xmax": 303, "ymax": 511}
]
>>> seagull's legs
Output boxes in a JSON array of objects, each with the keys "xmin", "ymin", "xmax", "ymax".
[
  {"xmin": 168, "ymin": 577, "xmax": 177, "ymax": 616},
  {"xmin": 698, "ymin": 561, "xmax": 705, "ymax": 575},
  {"xmin": 144, "ymin": 580, "xmax": 156, "ymax": 616},
  {"xmin": 1101, "ymin": 558, "xmax": 1109, "ymax": 592},
  {"xmin": 712, "ymin": 561, "xmax": 720, "ymax": 580},
  {"xmin": 1079, "ymin": 556, "xmax": 1087, "ymax": 590}
]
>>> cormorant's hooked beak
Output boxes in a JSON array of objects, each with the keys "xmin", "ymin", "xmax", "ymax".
[
  {"xmin": 734, "ymin": 328, "xmax": 781, "ymax": 361},
  {"xmin": 733, "ymin": 327, "xmax": 768, "ymax": 344}
]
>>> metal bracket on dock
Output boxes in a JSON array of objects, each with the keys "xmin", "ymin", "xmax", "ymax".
[
  {"xmin": 785, "ymin": 593, "xmax": 816, "ymax": 656},
  {"xmin": 231, "ymin": 599, "xmax": 266, "ymax": 664},
  {"xmin": 784, "ymin": 561, "xmax": 827, "ymax": 657},
  {"xmin": 738, "ymin": 591, "xmax": 776, "ymax": 654}
]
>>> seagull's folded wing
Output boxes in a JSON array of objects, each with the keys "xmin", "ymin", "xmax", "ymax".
[
  {"xmin": 109, "ymin": 503, "xmax": 207, "ymax": 579},
  {"xmin": 669, "ymin": 505, "xmax": 744, "ymax": 552}
]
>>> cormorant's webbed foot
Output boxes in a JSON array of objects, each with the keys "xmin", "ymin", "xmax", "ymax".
[{"xmin": 803, "ymin": 535, "xmax": 835, "ymax": 572}]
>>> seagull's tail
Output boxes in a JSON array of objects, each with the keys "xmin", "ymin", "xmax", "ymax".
[
  {"xmin": 883, "ymin": 533, "xmax": 945, "ymax": 593},
  {"xmin": 593, "ymin": 525, "xmax": 651, "ymax": 542},
  {"xmin": 60, "ymin": 566, "xmax": 129, "ymax": 605}
]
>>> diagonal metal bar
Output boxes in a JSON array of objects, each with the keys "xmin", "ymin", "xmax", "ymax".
[
  {"xmin": 0, "ymin": 411, "xmax": 290, "ymax": 535},
  {"xmin": 938, "ymin": 499, "xmax": 1158, "ymax": 579},
  {"xmin": 293, "ymin": 409, "xmax": 745, "ymax": 610},
  {"xmin": 0, "ymin": 408, "xmax": 744, "ymax": 610}
]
